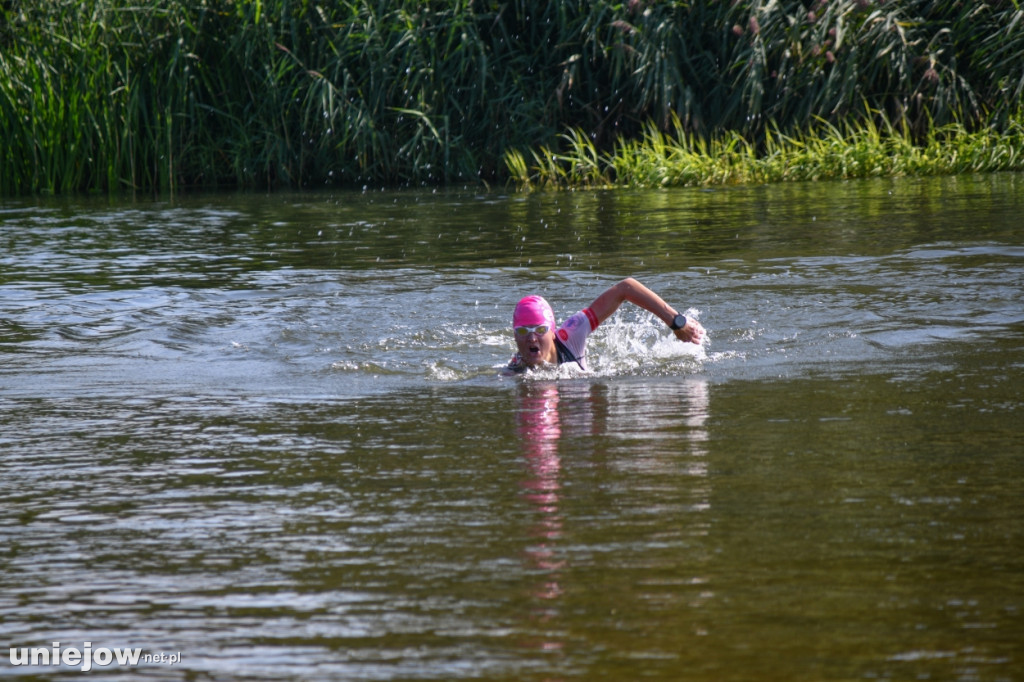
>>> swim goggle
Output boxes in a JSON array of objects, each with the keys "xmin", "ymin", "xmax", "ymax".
[{"xmin": 514, "ymin": 324, "xmax": 550, "ymax": 337}]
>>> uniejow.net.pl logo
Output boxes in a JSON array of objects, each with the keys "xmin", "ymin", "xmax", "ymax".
[{"xmin": 8, "ymin": 642, "xmax": 181, "ymax": 672}]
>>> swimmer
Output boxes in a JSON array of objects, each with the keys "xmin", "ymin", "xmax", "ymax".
[{"xmin": 506, "ymin": 277, "xmax": 705, "ymax": 373}]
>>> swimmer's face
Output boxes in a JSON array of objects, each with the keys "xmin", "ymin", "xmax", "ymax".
[{"xmin": 514, "ymin": 324, "xmax": 557, "ymax": 367}]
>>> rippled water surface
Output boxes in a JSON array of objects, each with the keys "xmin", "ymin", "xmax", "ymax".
[{"xmin": 1, "ymin": 175, "xmax": 1022, "ymax": 680}]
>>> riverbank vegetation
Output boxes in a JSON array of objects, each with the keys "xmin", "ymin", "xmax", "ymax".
[
  {"xmin": 508, "ymin": 110, "xmax": 1024, "ymax": 189},
  {"xmin": 2, "ymin": 0, "xmax": 1023, "ymax": 195}
]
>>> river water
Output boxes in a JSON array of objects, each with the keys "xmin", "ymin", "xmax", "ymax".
[{"xmin": 1, "ymin": 174, "xmax": 1022, "ymax": 680}]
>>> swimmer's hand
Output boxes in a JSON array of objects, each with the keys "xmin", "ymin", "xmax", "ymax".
[{"xmin": 673, "ymin": 318, "xmax": 705, "ymax": 345}]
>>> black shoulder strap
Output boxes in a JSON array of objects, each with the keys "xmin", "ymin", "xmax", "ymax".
[{"xmin": 554, "ymin": 337, "xmax": 583, "ymax": 369}]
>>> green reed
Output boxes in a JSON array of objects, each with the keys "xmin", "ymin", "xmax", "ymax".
[
  {"xmin": 507, "ymin": 109, "xmax": 1024, "ymax": 190},
  {"xmin": 1, "ymin": 0, "xmax": 1023, "ymax": 195}
]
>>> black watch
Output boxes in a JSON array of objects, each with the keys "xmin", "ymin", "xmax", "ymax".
[{"xmin": 670, "ymin": 313, "xmax": 687, "ymax": 330}]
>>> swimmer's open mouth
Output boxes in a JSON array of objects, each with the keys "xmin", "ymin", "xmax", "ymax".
[{"xmin": 529, "ymin": 345, "xmax": 540, "ymax": 353}]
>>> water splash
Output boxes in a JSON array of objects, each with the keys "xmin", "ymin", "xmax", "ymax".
[{"xmin": 587, "ymin": 310, "xmax": 706, "ymax": 377}]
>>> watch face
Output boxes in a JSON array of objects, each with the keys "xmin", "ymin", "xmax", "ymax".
[{"xmin": 672, "ymin": 314, "xmax": 686, "ymax": 330}]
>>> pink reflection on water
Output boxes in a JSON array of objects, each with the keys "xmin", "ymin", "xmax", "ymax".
[
  {"xmin": 516, "ymin": 382, "xmax": 567, "ymax": 649},
  {"xmin": 518, "ymin": 382, "xmax": 562, "ymax": 511}
]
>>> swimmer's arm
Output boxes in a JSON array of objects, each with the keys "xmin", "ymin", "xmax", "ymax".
[{"xmin": 588, "ymin": 277, "xmax": 704, "ymax": 344}]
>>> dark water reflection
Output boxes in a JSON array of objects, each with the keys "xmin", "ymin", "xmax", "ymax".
[
  {"xmin": 1, "ymin": 174, "xmax": 1022, "ymax": 680},
  {"xmin": 5, "ymin": 173, "xmax": 1018, "ymax": 285}
]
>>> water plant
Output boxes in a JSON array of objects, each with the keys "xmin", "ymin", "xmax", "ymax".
[
  {"xmin": 1, "ymin": 0, "xmax": 1022, "ymax": 195},
  {"xmin": 509, "ymin": 109, "xmax": 1024, "ymax": 190}
]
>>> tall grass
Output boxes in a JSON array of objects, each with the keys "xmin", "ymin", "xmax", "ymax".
[
  {"xmin": 508, "ymin": 109, "xmax": 1024, "ymax": 190},
  {"xmin": 1, "ymin": 0, "xmax": 1023, "ymax": 195}
]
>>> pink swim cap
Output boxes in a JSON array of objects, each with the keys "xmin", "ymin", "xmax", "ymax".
[{"xmin": 513, "ymin": 295, "xmax": 556, "ymax": 330}]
